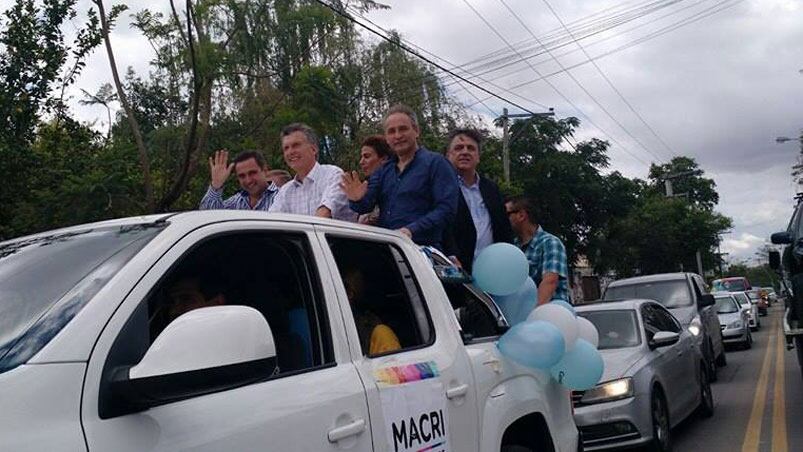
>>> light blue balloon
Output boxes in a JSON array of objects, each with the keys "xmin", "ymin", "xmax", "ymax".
[
  {"xmin": 473, "ymin": 243, "xmax": 530, "ymax": 296},
  {"xmin": 550, "ymin": 339, "xmax": 604, "ymax": 390},
  {"xmin": 551, "ymin": 300, "xmax": 576, "ymax": 316},
  {"xmin": 498, "ymin": 320, "xmax": 565, "ymax": 369},
  {"xmin": 495, "ymin": 278, "xmax": 537, "ymax": 326}
]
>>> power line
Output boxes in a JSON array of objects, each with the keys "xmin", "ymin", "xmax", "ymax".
[
  {"xmin": 461, "ymin": 0, "xmax": 654, "ymax": 166},
  {"xmin": 534, "ymin": 0, "xmax": 679, "ymax": 158},
  {"xmin": 312, "ymin": 0, "xmax": 542, "ymax": 115}
]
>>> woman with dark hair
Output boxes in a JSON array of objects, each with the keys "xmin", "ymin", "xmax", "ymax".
[{"xmin": 357, "ymin": 135, "xmax": 391, "ymax": 225}]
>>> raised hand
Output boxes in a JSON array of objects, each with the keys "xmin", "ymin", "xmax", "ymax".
[
  {"xmin": 340, "ymin": 171, "xmax": 368, "ymax": 201},
  {"xmin": 209, "ymin": 150, "xmax": 234, "ymax": 190}
]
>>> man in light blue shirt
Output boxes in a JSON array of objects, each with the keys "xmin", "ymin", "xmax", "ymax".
[{"xmin": 199, "ymin": 150, "xmax": 277, "ymax": 211}]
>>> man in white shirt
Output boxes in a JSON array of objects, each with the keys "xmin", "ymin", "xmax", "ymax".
[{"xmin": 269, "ymin": 123, "xmax": 356, "ymax": 222}]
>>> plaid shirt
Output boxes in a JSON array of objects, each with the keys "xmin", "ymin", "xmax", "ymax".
[
  {"xmin": 515, "ymin": 227, "xmax": 570, "ymax": 302},
  {"xmin": 199, "ymin": 183, "xmax": 278, "ymax": 211},
  {"xmin": 269, "ymin": 162, "xmax": 357, "ymax": 222}
]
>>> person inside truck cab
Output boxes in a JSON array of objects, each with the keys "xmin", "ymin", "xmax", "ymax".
[
  {"xmin": 342, "ymin": 266, "xmax": 401, "ymax": 355},
  {"xmin": 165, "ymin": 276, "xmax": 227, "ymax": 322}
]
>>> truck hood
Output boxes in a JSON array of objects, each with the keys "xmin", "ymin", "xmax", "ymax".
[{"xmin": 668, "ymin": 306, "xmax": 697, "ymax": 326}]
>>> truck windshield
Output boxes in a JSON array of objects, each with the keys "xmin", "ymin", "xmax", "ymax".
[
  {"xmin": 578, "ymin": 310, "xmax": 641, "ymax": 349},
  {"xmin": 712, "ymin": 278, "xmax": 748, "ymax": 292},
  {"xmin": 0, "ymin": 224, "xmax": 163, "ymax": 373},
  {"xmin": 604, "ymin": 280, "xmax": 693, "ymax": 308}
]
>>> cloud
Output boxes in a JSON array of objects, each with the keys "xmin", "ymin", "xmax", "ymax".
[{"xmin": 721, "ymin": 232, "xmax": 766, "ymax": 262}]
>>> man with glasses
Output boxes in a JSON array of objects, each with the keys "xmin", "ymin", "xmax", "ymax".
[
  {"xmin": 506, "ymin": 196, "xmax": 570, "ymax": 305},
  {"xmin": 442, "ymin": 128, "xmax": 513, "ymax": 272}
]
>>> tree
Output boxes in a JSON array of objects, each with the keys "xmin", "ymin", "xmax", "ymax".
[
  {"xmin": 648, "ymin": 156, "xmax": 719, "ymax": 210},
  {"xmin": 0, "ymin": 0, "xmax": 101, "ymax": 239}
]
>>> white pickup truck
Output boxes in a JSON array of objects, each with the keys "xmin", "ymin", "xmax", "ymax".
[{"xmin": 0, "ymin": 211, "xmax": 580, "ymax": 452}]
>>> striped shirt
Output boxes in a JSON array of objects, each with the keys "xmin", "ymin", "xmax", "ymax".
[
  {"xmin": 199, "ymin": 184, "xmax": 278, "ymax": 211},
  {"xmin": 515, "ymin": 227, "xmax": 570, "ymax": 302},
  {"xmin": 269, "ymin": 162, "xmax": 357, "ymax": 222}
]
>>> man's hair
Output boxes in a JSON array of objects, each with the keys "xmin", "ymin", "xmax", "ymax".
[
  {"xmin": 267, "ymin": 169, "xmax": 292, "ymax": 185},
  {"xmin": 361, "ymin": 135, "xmax": 392, "ymax": 159},
  {"xmin": 446, "ymin": 128, "xmax": 483, "ymax": 153},
  {"xmin": 233, "ymin": 150, "xmax": 268, "ymax": 169},
  {"xmin": 280, "ymin": 122, "xmax": 319, "ymax": 149},
  {"xmin": 506, "ymin": 195, "xmax": 540, "ymax": 223},
  {"xmin": 382, "ymin": 104, "xmax": 419, "ymax": 129}
]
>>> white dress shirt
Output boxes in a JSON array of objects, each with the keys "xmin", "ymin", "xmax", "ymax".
[{"xmin": 269, "ymin": 162, "xmax": 357, "ymax": 222}]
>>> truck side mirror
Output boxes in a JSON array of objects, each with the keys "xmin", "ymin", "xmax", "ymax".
[
  {"xmin": 769, "ymin": 250, "xmax": 781, "ymax": 271},
  {"xmin": 699, "ymin": 294, "xmax": 715, "ymax": 308},
  {"xmin": 771, "ymin": 231, "xmax": 793, "ymax": 245}
]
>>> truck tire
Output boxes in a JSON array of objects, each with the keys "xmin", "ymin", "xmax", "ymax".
[
  {"xmin": 715, "ymin": 347, "xmax": 727, "ymax": 367},
  {"xmin": 789, "ymin": 273, "xmax": 803, "ymax": 322},
  {"xmin": 706, "ymin": 342, "xmax": 718, "ymax": 382},
  {"xmin": 796, "ymin": 336, "xmax": 803, "ymax": 380},
  {"xmin": 501, "ymin": 446, "xmax": 533, "ymax": 452}
]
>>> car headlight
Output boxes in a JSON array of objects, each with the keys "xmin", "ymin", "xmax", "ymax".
[
  {"xmin": 688, "ymin": 316, "xmax": 702, "ymax": 336},
  {"xmin": 728, "ymin": 320, "xmax": 743, "ymax": 329},
  {"xmin": 580, "ymin": 378, "xmax": 634, "ymax": 405}
]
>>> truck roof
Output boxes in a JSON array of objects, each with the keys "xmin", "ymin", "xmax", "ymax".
[{"xmin": 606, "ymin": 272, "xmax": 690, "ymax": 287}]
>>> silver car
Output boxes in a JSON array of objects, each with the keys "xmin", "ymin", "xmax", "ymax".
[
  {"xmin": 714, "ymin": 293, "xmax": 753, "ymax": 348},
  {"xmin": 730, "ymin": 291, "xmax": 760, "ymax": 330},
  {"xmin": 573, "ymin": 300, "xmax": 714, "ymax": 452}
]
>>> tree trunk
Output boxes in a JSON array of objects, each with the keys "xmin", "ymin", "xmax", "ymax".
[{"xmin": 93, "ymin": 0, "xmax": 155, "ymax": 212}]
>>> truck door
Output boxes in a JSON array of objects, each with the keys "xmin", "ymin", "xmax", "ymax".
[
  {"xmin": 82, "ymin": 223, "xmax": 373, "ymax": 451},
  {"xmin": 318, "ymin": 230, "xmax": 480, "ymax": 452}
]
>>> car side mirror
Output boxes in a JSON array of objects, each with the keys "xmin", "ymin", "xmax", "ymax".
[
  {"xmin": 115, "ymin": 306, "xmax": 277, "ymax": 412},
  {"xmin": 769, "ymin": 250, "xmax": 781, "ymax": 271},
  {"xmin": 771, "ymin": 231, "xmax": 793, "ymax": 245},
  {"xmin": 699, "ymin": 294, "xmax": 715, "ymax": 308},
  {"xmin": 649, "ymin": 331, "xmax": 680, "ymax": 348}
]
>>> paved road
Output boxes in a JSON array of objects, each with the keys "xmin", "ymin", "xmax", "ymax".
[{"xmin": 671, "ymin": 304, "xmax": 803, "ymax": 452}]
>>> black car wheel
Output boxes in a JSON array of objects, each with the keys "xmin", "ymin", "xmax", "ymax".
[
  {"xmin": 697, "ymin": 364, "xmax": 715, "ymax": 418},
  {"xmin": 715, "ymin": 346, "xmax": 727, "ymax": 367},
  {"xmin": 744, "ymin": 329, "xmax": 753, "ymax": 349},
  {"xmin": 651, "ymin": 390, "xmax": 672, "ymax": 452},
  {"xmin": 706, "ymin": 342, "xmax": 718, "ymax": 382}
]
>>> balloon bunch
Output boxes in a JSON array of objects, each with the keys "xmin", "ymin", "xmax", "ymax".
[{"xmin": 472, "ymin": 243, "xmax": 604, "ymax": 391}]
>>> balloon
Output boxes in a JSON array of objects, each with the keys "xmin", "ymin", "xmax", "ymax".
[
  {"xmin": 550, "ymin": 339, "xmax": 604, "ymax": 390},
  {"xmin": 494, "ymin": 278, "xmax": 537, "ymax": 326},
  {"xmin": 473, "ymin": 243, "xmax": 530, "ymax": 296},
  {"xmin": 528, "ymin": 303, "xmax": 579, "ymax": 352},
  {"xmin": 576, "ymin": 316, "xmax": 600, "ymax": 348},
  {"xmin": 550, "ymin": 300, "xmax": 576, "ymax": 316},
  {"xmin": 498, "ymin": 320, "xmax": 565, "ymax": 369}
]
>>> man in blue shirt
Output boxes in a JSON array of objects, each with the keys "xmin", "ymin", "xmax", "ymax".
[
  {"xmin": 506, "ymin": 195, "xmax": 571, "ymax": 304},
  {"xmin": 341, "ymin": 104, "xmax": 458, "ymax": 248}
]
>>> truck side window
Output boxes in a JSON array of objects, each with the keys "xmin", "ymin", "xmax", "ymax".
[
  {"xmin": 443, "ymin": 282, "xmax": 504, "ymax": 339},
  {"xmin": 652, "ymin": 305, "xmax": 682, "ymax": 333},
  {"xmin": 328, "ymin": 237, "xmax": 435, "ymax": 357}
]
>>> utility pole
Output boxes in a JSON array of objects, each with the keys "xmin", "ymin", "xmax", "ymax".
[
  {"xmin": 499, "ymin": 108, "xmax": 555, "ymax": 184},
  {"xmin": 663, "ymin": 170, "xmax": 705, "ymax": 276}
]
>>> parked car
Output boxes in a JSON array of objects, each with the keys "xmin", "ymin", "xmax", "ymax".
[
  {"xmin": 711, "ymin": 276, "xmax": 752, "ymax": 293},
  {"xmin": 0, "ymin": 212, "xmax": 580, "ymax": 452},
  {"xmin": 731, "ymin": 291, "xmax": 760, "ymax": 330},
  {"xmin": 602, "ymin": 273, "xmax": 726, "ymax": 382},
  {"xmin": 573, "ymin": 299, "xmax": 713, "ymax": 452},
  {"xmin": 746, "ymin": 289, "xmax": 768, "ymax": 316},
  {"xmin": 713, "ymin": 294, "xmax": 752, "ymax": 349}
]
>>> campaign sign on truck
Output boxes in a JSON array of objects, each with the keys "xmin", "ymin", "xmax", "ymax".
[{"xmin": 375, "ymin": 362, "xmax": 449, "ymax": 452}]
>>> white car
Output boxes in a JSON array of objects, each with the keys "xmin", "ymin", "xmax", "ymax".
[
  {"xmin": 0, "ymin": 211, "xmax": 580, "ymax": 452},
  {"xmin": 730, "ymin": 291, "xmax": 760, "ymax": 330}
]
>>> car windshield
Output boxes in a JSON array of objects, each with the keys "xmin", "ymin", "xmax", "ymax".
[
  {"xmin": 712, "ymin": 278, "xmax": 748, "ymax": 292},
  {"xmin": 715, "ymin": 296, "xmax": 739, "ymax": 314},
  {"xmin": 746, "ymin": 290, "xmax": 761, "ymax": 300},
  {"xmin": 0, "ymin": 224, "xmax": 163, "ymax": 372},
  {"xmin": 604, "ymin": 280, "xmax": 693, "ymax": 308},
  {"xmin": 578, "ymin": 310, "xmax": 641, "ymax": 350},
  {"xmin": 733, "ymin": 293, "xmax": 750, "ymax": 305}
]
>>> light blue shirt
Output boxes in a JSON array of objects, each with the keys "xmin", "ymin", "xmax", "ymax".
[{"xmin": 459, "ymin": 174, "xmax": 493, "ymax": 261}]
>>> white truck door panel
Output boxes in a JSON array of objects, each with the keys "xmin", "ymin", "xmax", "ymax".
[
  {"xmin": 314, "ymin": 228, "xmax": 480, "ymax": 452},
  {"xmin": 82, "ymin": 222, "xmax": 373, "ymax": 452}
]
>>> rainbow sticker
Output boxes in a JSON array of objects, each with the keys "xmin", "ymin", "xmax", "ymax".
[{"xmin": 375, "ymin": 361, "xmax": 440, "ymax": 386}]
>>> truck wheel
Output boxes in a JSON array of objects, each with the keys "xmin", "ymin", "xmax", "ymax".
[
  {"xmin": 501, "ymin": 446, "xmax": 533, "ymax": 452},
  {"xmin": 796, "ymin": 337, "xmax": 803, "ymax": 380},
  {"xmin": 650, "ymin": 390, "xmax": 672, "ymax": 452},
  {"xmin": 706, "ymin": 342, "xmax": 718, "ymax": 382},
  {"xmin": 697, "ymin": 364, "xmax": 714, "ymax": 418},
  {"xmin": 715, "ymin": 347, "xmax": 727, "ymax": 367}
]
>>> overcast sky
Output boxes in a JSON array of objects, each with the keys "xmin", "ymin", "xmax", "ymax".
[{"xmin": 3, "ymin": 0, "xmax": 802, "ymax": 263}]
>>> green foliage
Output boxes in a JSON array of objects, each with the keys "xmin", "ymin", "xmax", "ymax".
[{"xmin": 649, "ymin": 156, "xmax": 719, "ymax": 210}]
